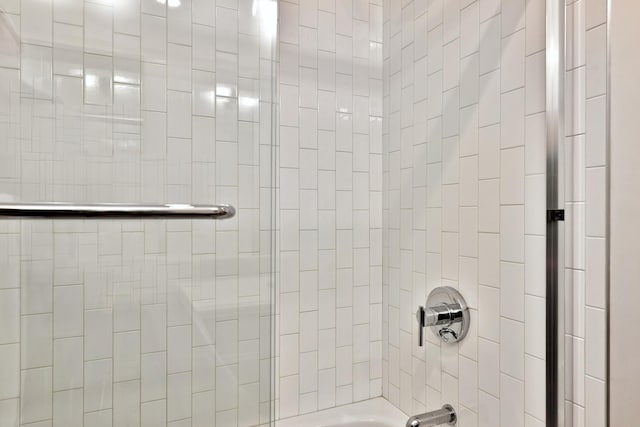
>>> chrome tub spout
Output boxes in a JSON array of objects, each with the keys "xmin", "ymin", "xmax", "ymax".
[{"xmin": 405, "ymin": 405, "xmax": 456, "ymax": 427}]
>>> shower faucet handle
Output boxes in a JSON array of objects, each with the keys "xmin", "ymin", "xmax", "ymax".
[
  {"xmin": 416, "ymin": 286, "xmax": 470, "ymax": 346},
  {"xmin": 416, "ymin": 306, "xmax": 426, "ymax": 346},
  {"xmin": 438, "ymin": 328, "xmax": 458, "ymax": 343}
]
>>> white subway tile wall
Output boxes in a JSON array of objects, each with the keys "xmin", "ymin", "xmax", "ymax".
[
  {"xmin": 381, "ymin": 0, "xmax": 607, "ymax": 426},
  {"xmin": 0, "ymin": 0, "xmax": 609, "ymax": 425},
  {"xmin": 275, "ymin": 0, "xmax": 384, "ymax": 419},
  {"xmin": 565, "ymin": 0, "xmax": 607, "ymax": 426},
  {"xmin": 0, "ymin": 0, "xmax": 275, "ymax": 426}
]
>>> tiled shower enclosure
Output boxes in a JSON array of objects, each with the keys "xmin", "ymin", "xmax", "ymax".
[
  {"xmin": 0, "ymin": 0, "xmax": 275, "ymax": 425},
  {"xmin": 0, "ymin": 0, "xmax": 609, "ymax": 426}
]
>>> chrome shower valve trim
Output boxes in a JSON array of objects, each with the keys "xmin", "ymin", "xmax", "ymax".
[{"xmin": 416, "ymin": 286, "xmax": 470, "ymax": 345}]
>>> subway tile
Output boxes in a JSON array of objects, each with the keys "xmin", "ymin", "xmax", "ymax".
[
  {"xmin": 479, "ymin": 15, "xmax": 500, "ymax": 74},
  {"xmin": 501, "ymin": 30, "xmax": 526, "ymax": 92},
  {"xmin": 84, "ymin": 359, "xmax": 112, "ymax": 412},
  {"xmin": 501, "ymin": 146, "xmax": 525, "ymax": 205},
  {"xmin": 142, "ymin": 0, "xmax": 166, "ymax": 16},
  {"xmin": 85, "ymin": 2, "xmax": 112, "ymax": 55},
  {"xmin": 585, "ymin": 168, "xmax": 606, "ymax": 237},
  {"xmin": 460, "ymin": 54, "xmax": 479, "ymax": 107},
  {"xmin": 459, "ymin": 208, "xmax": 478, "ymax": 258},
  {"xmin": 141, "ymin": 14, "xmax": 167, "ymax": 64},
  {"xmin": 168, "ymin": 0, "xmax": 191, "ymax": 45},
  {"xmin": 141, "ymin": 352, "xmax": 166, "ymax": 402},
  {"xmin": 0, "ymin": 344, "xmax": 19, "ymax": 400},
  {"xmin": 53, "ymin": 23, "xmax": 83, "ymax": 77},
  {"xmin": 53, "ymin": 337, "xmax": 83, "ymax": 392},
  {"xmin": 566, "ymin": 66, "xmax": 586, "ymax": 137},
  {"xmin": 585, "ymin": 376, "xmax": 606, "ymax": 427},
  {"xmin": 280, "ymin": 374, "xmax": 299, "ymax": 417},
  {"xmin": 479, "ymin": 179, "xmax": 499, "ymax": 232},
  {"xmin": 21, "ymin": 313, "xmax": 53, "ymax": 369},
  {"xmin": 85, "ymin": 309, "xmax": 112, "ymax": 361},
  {"xmin": 525, "ymin": 294, "xmax": 546, "ymax": 360},
  {"xmin": 84, "ymin": 53, "xmax": 113, "ymax": 105},
  {"xmin": 0, "ymin": 289, "xmax": 19, "ymax": 344},
  {"xmin": 54, "ymin": 0, "xmax": 83, "ymax": 26},
  {"xmin": 168, "ymin": 372, "xmax": 191, "ymax": 421},
  {"xmin": 525, "ymin": 51, "xmax": 546, "ymax": 114},
  {"xmin": 84, "ymin": 409, "xmax": 112, "ymax": 427},
  {"xmin": 525, "ymin": 174, "xmax": 546, "ymax": 236},
  {"xmin": 114, "ymin": 0, "xmax": 140, "ymax": 35},
  {"xmin": 21, "ymin": 367, "xmax": 53, "ymax": 423},
  {"xmin": 585, "ymin": 25, "xmax": 607, "ymax": 98},
  {"xmin": 114, "ymin": 331, "xmax": 141, "ymax": 383},
  {"xmin": 500, "ymin": 374, "xmax": 524, "ymax": 426},
  {"xmin": 53, "ymin": 388, "xmax": 83, "ymax": 426},
  {"xmin": 53, "ymin": 285, "xmax": 83, "ymax": 339},
  {"xmin": 461, "ymin": 2, "xmax": 480, "ymax": 56},
  {"xmin": 478, "ymin": 338, "xmax": 500, "ymax": 397},
  {"xmin": 566, "ymin": 336, "xmax": 586, "ymax": 407},
  {"xmin": 22, "ymin": 0, "xmax": 53, "ymax": 46},
  {"xmin": 525, "ymin": 112, "xmax": 546, "ymax": 175},
  {"xmin": 585, "ymin": 307, "xmax": 606, "ymax": 380},
  {"xmin": 318, "ymin": 11, "xmax": 336, "ymax": 52},
  {"xmin": 478, "ymin": 285, "xmax": 500, "ymax": 342},
  {"xmin": 526, "ymin": 0, "xmax": 546, "ymax": 55},
  {"xmin": 501, "ymin": 262, "xmax": 525, "ymax": 322},
  {"xmin": 501, "ymin": 318, "xmax": 525, "ymax": 379},
  {"xmin": 502, "ymin": 0, "xmax": 525, "ymax": 36},
  {"xmin": 21, "ymin": 44, "xmax": 53, "ymax": 100},
  {"xmin": 501, "ymin": 205, "xmax": 525, "ymax": 263},
  {"xmin": 585, "ymin": 96, "xmax": 607, "ymax": 167},
  {"xmin": 500, "ymin": 88, "xmax": 525, "ymax": 149},
  {"xmin": 479, "ymin": 233, "xmax": 500, "ymax": 287},
  {"xmin": 479, "ymin": 70, "xmax": 500, "ymax": 126},
  {"xmin": 586, "ymin": 0, "xmax": 607, "ymax": 29},
  {"xmin": 525, "ymin": 354, "xmax": 546, "ymax": 420},
  {"xmin": 566, "ymin": 268, "xmax": 586, "ymax": 339}
]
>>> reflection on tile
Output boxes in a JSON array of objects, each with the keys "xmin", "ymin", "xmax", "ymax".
[
  {"xmin": 84, "ymin": 53, "xmax": 112, "ymax": 105},
  {"xmin": 238, "ymin": 77, "xmax": 259, "ymax": 122},
  {"xmin": 193, "ymin": 70, "xmax": 216, "ymax": 117},
  {"xmin": 216, "ymin": 51, "xmax": 238, "ymax": 98},
  {"xmin": 54, "ymin": 23, "xmax": 83, "ymax": 77},
  {"xmin": 114, "ymin": 33, "xmax": 141, "ymax": 85}
]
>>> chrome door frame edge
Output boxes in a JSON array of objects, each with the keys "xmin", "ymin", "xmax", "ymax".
[
  {"xmin": 546, "ymin": 0, "xmax": 566, "ymax": 426},
  {"xmin": 605, "ymin": 0, "xmax": 611, "ymax": 423}
]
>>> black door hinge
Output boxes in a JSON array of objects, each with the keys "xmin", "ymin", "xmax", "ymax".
[{"xmin": 547, "ymin": 209, "xmax": 565, "ymax": 222}]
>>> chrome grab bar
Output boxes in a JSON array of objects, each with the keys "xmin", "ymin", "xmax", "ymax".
[
  {"xmin": 406, "ymin": 405, "xmax": 457, "ymax": 427},
  {"xmin": 0, "ymin": 203, "xmax": 236, "ymax": 220}
]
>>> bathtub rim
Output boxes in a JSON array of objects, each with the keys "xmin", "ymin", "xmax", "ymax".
[{"xmin": 275, "ymin": 397, "xmax": 408, "ymax": 427}]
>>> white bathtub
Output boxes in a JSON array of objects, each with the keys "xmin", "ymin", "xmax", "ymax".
[{"xmin": 277, "ymin": 398, "xmax": 408, "ymax": 427}]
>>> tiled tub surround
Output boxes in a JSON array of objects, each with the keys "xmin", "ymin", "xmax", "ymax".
[
  {"xmin": 275, "ymin": 0, "xmax": 385, "ymax": 419},
  {"xmin": 0, "ymin": 0, "xmax": 610, "ymax": 426},
  {"xmin": 0, "ymin": 0, "xmax": 275, "ymax": 426},
  {"xmin": 381, "ymin": 0, "xmax": 607, "ymax": 426},
  {"xmin": 564, "ymin": 0, "xmax": 608, "ymax": 425},
  {"xmin": 382, "ymin": 0, "xmax": 548, "ymax": 423}
]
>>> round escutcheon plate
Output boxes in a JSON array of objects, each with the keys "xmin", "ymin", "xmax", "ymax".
[{"xmin": 426, "ymin": 286, "xmax": 470, "ymax": 343}]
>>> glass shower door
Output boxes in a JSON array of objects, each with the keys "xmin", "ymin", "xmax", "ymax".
[{"xmin": 0, "ymin": 0, "xmax": 276, "ymax": 426}]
